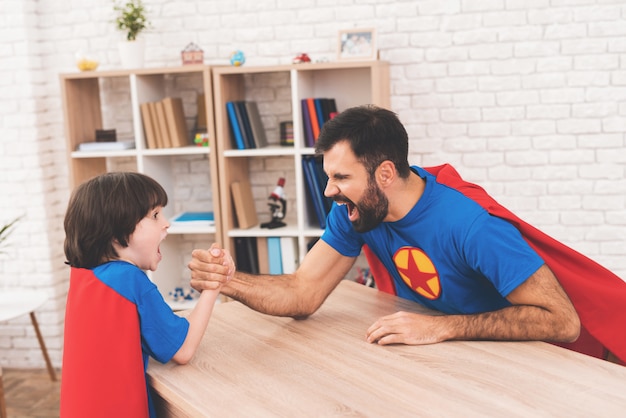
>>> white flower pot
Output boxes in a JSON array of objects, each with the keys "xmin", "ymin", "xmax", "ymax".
[{"xmin": 118, "ymin": 38, "xmax": 145, "ymax": 69}]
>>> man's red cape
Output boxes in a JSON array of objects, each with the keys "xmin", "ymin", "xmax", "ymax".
[{"xmin": 363, "ymin": 163, "xmax": 625, "ymax": 364}]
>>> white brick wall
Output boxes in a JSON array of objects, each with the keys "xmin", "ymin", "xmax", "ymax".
[{"xmin": 0, "ymin": 0, "xmax": 624, "ymax": 368}]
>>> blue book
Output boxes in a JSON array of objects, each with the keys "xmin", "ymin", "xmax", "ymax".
[
  {"xmin": 236, "ymin": 101, "xmax": 255, "ymax": 149},
  {"xmin": 171, "ymin": 211, "xmax": 215, "ymax": 227},
  {"xmin": 302, "ymin": 157, "xmax": 326, "ymax": 229},
  {"xmin": 172, "ymin": 211, "xmax": 214, "ymax": 222},
  {"xmin": 267, "ymin": 237, "xmax": 283, "ymax": 274},
  {"xmin": 314, "ymin": 98, "xmax": 325, "ymax": 131},
  {"xmin": 312, "ymin": 158, "xmax": 333, "ymax": 214},
  {"xmin": 226, "ymin": 101, "xmax": 245, "ymax": 150}
]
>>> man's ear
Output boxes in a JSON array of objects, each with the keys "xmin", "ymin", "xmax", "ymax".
[{"xmin": 376, "ymin": 160, "xmax": 395, "ymax": 187}]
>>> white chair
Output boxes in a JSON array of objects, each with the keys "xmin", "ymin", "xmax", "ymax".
[{"xmin": 0, "ymin": 288, "xmax": 57, "ymax": 382}]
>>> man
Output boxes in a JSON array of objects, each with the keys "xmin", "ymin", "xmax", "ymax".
[{"xmin": 189, "ymin": 105, "xmax": 582, "ymax": 347}]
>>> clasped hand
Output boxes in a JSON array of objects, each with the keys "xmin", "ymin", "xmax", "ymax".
[{"xmin": 189, "ymin": 244, "xmax": 235, "ymax": 291}]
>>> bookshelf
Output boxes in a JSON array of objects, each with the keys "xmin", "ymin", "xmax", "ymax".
[
  {"xmin": 212, "ymin": 61, "xmax": 390, "ymax": 271},
  {"xmin": 59, "ymin": 65, "xmax": 221, "ymax": 310}
]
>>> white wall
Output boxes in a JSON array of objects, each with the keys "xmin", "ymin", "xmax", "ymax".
[{"xmin": 0, "ymin": 0, "xmax": 624, "ymax": 368}]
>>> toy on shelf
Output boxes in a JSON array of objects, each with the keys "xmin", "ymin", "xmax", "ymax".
[
  {"xmin": 168, "ymin": 286, "xmax": 198, "ymax": 302},
  {"xmin": 229, "ymin": 50, "xmax": 246, "ymax": 66},
  {"xmin": 261, "ymin": 177, "xmax": 287, "ymax": 229},
  {"xmin": 292, "ymin": 53, "xmax": 311, "ymax": 64},
  {"xmin": 194, "ymin": 133, "xmax": 209, "ymax": 147}
]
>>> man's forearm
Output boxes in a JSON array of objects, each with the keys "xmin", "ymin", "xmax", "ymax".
[
  {"xmin": 222, "ymin": 271, "xmax": 318, "ymax": 318},
  {"xmin": 443, "ymin": 304, "xmax": 579, "ymax": 343}
]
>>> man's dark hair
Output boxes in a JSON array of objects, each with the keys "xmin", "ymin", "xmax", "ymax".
[
  {"xmin": 64, "ymin": 172, "xmax": 168, "ymax": 268},
  {"xmin": 315, "ymin": 105, "xmax": 411, "ymax": 178}
]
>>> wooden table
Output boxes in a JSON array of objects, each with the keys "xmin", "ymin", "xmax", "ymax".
[{"xmin": 148, "ymin": 280, "xmax": 626, "ymax": 417}]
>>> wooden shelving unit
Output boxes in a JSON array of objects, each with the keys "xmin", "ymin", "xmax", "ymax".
[
  {"xmin": 59, "ymin": 65, "xmax": 221, "ymax": 310},
  {"xmin": 212, "ymin": 60, "xmax": 390, "ymax": 269}
]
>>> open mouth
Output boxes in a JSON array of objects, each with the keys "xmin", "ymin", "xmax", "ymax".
[{"xmin": 337, "ymin": 201, "xmax": 358, "ymax": 221}]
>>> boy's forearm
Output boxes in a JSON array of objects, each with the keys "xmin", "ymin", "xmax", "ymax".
[{"xmin": 172, "ymin": 289, "xmax": 220, "ymax": 364}]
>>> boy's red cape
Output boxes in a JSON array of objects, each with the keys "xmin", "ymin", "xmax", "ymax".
[{"xmin": 363, "ymin": 164, "xmax": 625, "ymax": 364}]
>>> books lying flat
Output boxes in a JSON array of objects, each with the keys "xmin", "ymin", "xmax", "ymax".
[
  {"xmin": 76, "ymin": 140, "xmax": 135, "ymax": 151},
  {"xmin": 170, "ymin": 211, "xmax": 214, "ymax": 227}
]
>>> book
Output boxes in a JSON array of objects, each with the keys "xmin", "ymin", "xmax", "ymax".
[
  {"xmin": 326, "ymin": 98, "xmax": 338, "ymax": 120},
  {"xmin": 245, "ymin": 101, "xmax": 268, "ymax": 148},
  {"xmin": 162, "ymin": 97, "xmax": 189, "ymax": 148},
  {"xmin": 306, "ymin": 98, "xmax": 320, "ymax": 140},
  {"xmin": 234, "ymin": 237, "xmax": 259, "ymax": 274},
  {"xmin": 256, "ymin": 237, "xmax": 270, "ymax": 274},
  {"xmin": 140, "ymin": 102, "xmax": 158, "ymax": 149},
  {"xmin": 302, "ymin": 156, "xmax": 327, "ymax": 229},
  {"xmin": 236, "ymin": 101, "xmax": 255, "ymax": 149},
  {"xmin": 226, "ymin": 101, "xmax": 245, "ymax": 150},
  {"xmin": 148, "ymin": 102, "xmax": 164, "ymax": 148},
  {"xmin": 312, "ymin": 156, "xmax": 333, "ymax": 214},
  {"xmin": 196, "ymin": 93, "xmax": 207, "ymax": 133},
  {"xmin": 76, "ymin": 140, "xmax": 135, "ymax": 151},
  {"xmin": 280, "ymin": 237, "xmax": 298, "ymax": 274},
  {"xmin": 301, "ymin": 99, "xmax": 314, "ymax": 148},
  {"xmin": 314, "ymin": 98, "xmax": 325, "ymax": 131},
  {"xmin": 231, "ymin": 180, "xmax": 258, "ymax": 229},
  {"xmin": 155, "ymin": 100, "xmax": 172, "ymax": 148},
  {"xmin": 267, "ymin": 237, "xmax": 283, "ymax": 274},
  {"xmin": 170, "ymin": 211, "xmax": 214, "ymax": 227}
]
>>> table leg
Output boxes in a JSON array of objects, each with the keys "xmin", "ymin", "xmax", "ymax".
[
  {"xmin": 0, "ymin": 366, "xmax": 6, "ymax": 418},
  {"xmin": 29, "ymin": 312, "xmax": 57, "ymax": 382}
]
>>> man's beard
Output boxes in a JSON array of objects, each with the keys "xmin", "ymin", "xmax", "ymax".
[{"xmin": 337, "ymin": 181, "xmax": 388, "ymax": 233}]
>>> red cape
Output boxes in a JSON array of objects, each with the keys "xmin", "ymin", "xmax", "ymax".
[
  {"xmin": 61, "ymin": 268, "xmax": 149, "ymax": 417},
  {"xmin": 364, "ymin": 164, "xmax": 626, "ymax": 364}
]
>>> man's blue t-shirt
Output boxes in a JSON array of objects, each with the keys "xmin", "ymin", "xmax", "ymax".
[{"xmin": 321, "ymin": 166, "xmax": 544, "ymax": 314}]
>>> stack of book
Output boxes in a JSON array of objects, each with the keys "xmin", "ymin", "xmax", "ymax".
[
  {"xmin": 235, "ymin": 236, "xmax": 299, "ymax": 275},
  {"xmin": 302, "ymin": 155, "xmax": 333, "ymax": 229},
  {"xmin": 226, "ymin": 101, "xmax": 268, "ymax": 150},
  {"xmin": 301, "ymin": 97, "xmax": 338, "ymax": 147},
  {"xmin": 140, "ymin": 97, "xmax": 191, "ymax": 149}
]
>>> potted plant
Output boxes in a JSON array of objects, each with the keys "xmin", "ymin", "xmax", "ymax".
[
  {"xmin": 0, "ymin": 216, "xmax": 21, "ymax": 255},
  {"xmin": 113, "ymin": 0, "xmax": 151, "ymax": 68}
]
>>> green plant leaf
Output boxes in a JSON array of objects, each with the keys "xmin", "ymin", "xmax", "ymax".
[
  {"xmin": 113, "ymin": 0, "xmax": 150, "ymax": 41},
  {"xmin": 0, "ymin": 215, "xmax": 23, "ymax": 254}
]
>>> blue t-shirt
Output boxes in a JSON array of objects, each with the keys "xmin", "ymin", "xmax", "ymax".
[
  {"xmin": 321, "ymin": 166, "xmax": 544, "ymax": 314},
  {"xmin": 92, "ymin": 261, "xmax": 189, "ymax": 417}
]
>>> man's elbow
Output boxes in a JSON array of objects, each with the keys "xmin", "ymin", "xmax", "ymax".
[{"xmin": 559, "ymin": 310, "xmax": 581, "ymax": 343}]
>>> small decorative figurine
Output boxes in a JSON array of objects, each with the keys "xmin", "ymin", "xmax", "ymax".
[
  {"xmin": 292, "ymin": 53, "xmax": 311, "ymax": 64},
  {"xmin": 181, "ymin": 42, "xmax": 204, "ymax": 65},
  {"xmin": 229, "ymin": 50, "xmax": 246, "ymax": 66},
  {"xmin": 261, "ymin": 177, "xmax": 287, "ymax": 229}
]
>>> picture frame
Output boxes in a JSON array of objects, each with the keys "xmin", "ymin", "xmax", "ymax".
[{"xmin": 337, "ymin": 28, "xmax": 377, "ymax": 61}]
